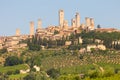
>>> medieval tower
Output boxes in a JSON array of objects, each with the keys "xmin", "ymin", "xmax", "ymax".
[
  {"xmin": 59, "ymin": 9, "xmax": 64, "ymax": 29},
  {"xmin": 75, "ymin": 12, "xmax": 80, "ymax": 27},
  {"xmin": 90, "ymin": 18, "xmax": 95, "ymax": 30},
  {"xmin": 16, "ymin": 28, "xmax": 20, "ymax": 36},
  {"xmin": 30, "ymin": 21, "xmax": 34, "ymax": 36},
  {"xmin": 37, "ymin": 19, "xmax": 42, "ymax": 29},
  {"xmin": 85, "ymin": 17, "xmax": 91, "ymax": 28}
]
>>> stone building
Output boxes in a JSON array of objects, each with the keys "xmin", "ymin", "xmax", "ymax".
[
  {"xmin": 16, "ymin": 28, "xmax": 20, "ymax": 36},
  {"xmin": 85, "ymin": 17, "xmax": 91, "ymax": 29},
  {"xmin": 75, "ymin": 12, "xmax": 80, "ymax": 28},
  {"xmin": 59, "ymin": 9, "xmax": 64, "ymax": 29},
  {"xmin": 63, "ymin": 20, "xmax": 68, "ymax": 30},
  {"xmin": 85, "ymin": 17, "xmax": 95, "ymax": 30},
  {"xmin": 71, "ymin": 18, "xmax": 76, "ymax": 28},
  {"xmin": 90, "ymin": 18, "xmax": 95, "ymax": 30},
  {"xmin": 30, "ymin": 21, "xmax": 34, "ymax": 37}
]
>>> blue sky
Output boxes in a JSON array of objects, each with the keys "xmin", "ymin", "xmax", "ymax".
[{"xmin": 0, "ymin": 0, "xmax": 120, "ymax": 36}]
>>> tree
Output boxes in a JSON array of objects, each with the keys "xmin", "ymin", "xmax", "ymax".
[
  {"xmin": 47, "ymin": 68, "xmax": 60, "ymax": 78},
  {"xmin": 97, "ymin": 24, "xmax": 101, "ymax": 28},
  {"xmin": 0, "ymin": 48, "xmax": 7, "ymax": 53},
  {"xmin": 4, "ymin": 56, "xmax": 23, "ymax": 66}
]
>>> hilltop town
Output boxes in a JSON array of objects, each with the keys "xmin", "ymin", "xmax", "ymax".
[
  {"xmin": 1, "ymin": 10, "xmax": 120, "ymax": 80},
  {"xmin": 0, "ymin": 9, "xmax": 119, "ymax": 52}
]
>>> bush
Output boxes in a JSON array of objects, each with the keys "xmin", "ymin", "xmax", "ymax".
[
  {"xmin": 4, "ymin": 56, "xmax": 23, "ymax": 66},
  {"xmin": 31, "ymin": 68, "xmax": 36, "ymax": 72},
  {"xmin": 87, "ymin": 70, "xmax": 99, "ymax": 78},
  {"xmin": 47, "ymin": 68, "xmax": 60, "ymax": 78},
  {"xmin": 0, "ymin": 48, "xmax": 7, "ymax": 53},
  {"xmin": 14, "ymin": 69, "xmax": 20, "ymax": 74},
  {"xmin": 6, "ymin": 71, "xmax": 13, "ymax": 75},
  {"xmin": 23, "ymin": 73, "xmax": 36, "ymax": 80}
]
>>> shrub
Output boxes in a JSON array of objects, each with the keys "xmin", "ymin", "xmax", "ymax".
[
  {"xmin": 87, "ymin": 70, "xmax": 99, "ymax": 78},
  {"xmin": 6, "ymin": 71, "xmax": 13, "ymax": 75},
  {"xmin": 0, "ymin": 48, "xmax": 7, "ymax": 53},
  {"xmin": 31, "ymin": 68, "xmax": 36, "ymax": 72},
  {"xmin": 47, "ymin": 68, "xmax": 60, "ymax": 78},
  {"xmin": 14, "ymin": 69, "xmax": 20, "ymax": 74},
  {"xmin": 23, "ymin": 73, "xmax": 36, "ymax": 80},
  {"xmin": 4, "ymin": 56, "xmax": 23, "ymax": 66}
]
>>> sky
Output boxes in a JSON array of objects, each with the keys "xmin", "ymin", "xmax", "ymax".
[{"xmin": 0, "ymin": 0, "xmax": 120, "ymax": 36}]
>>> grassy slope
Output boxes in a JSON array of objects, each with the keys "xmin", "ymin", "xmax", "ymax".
[
  {"xmin": 9, "ymin": 74, "xmax": 28, "ymax": 79},
  {"xmin": 0, "ymin": 64, "xmax": 29, "ymax": 73}
]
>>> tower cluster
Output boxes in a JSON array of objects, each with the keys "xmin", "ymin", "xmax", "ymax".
[
  {"xmin": 28, "ymin": 9, "xmax": 95, "ymax": 39},
  {"xmin": 59, "ymin": 9, "xmax": 95, "ymax": 30}
]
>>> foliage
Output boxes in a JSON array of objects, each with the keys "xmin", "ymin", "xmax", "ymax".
[
  {"xmin": 68, "ymin": 45, "xmax": 81, "ymax": 50},
  {"xmin": 0, "ymin": 48, "xmax": 7, "ymax": 54},
  {"xmin": 0, "ymin": 64, "xmax": 28, "ymax": 73},
  {"xmin": 27, "ymin": 36, "xmax": 41, "ymax": 51},
  {"xmin": 9, "ymin": 74, "xmax": 28, "ymax": 80},
  {"xmin": 47, "ymin": 68, "xmax": 60, "ymax": 78},
  {"xmin": 14, "ymin": 69, "xmax": 20, "ymax": 74},
  {"xmin": 57, "ymin": 74, "xmax": 81, "ymax": 80},
  {"xmin": 4, "ymin": 56, "xmax": 23, "ymax": 66},
  {"xmin": 97, "ymin": 24, "xmax": 101, "ymax": 28},
  {"xmin": 23, "ymin": 73, "xmax": 36, "ymax": 80},
  {"xmin": 0, "ymin": 72, "xmax": 9, "ymax": 80}
]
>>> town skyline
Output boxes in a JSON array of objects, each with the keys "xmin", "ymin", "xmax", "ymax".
[{"xmin": 0, "ymin": 0, "xmax": 120, "ymax": 36}]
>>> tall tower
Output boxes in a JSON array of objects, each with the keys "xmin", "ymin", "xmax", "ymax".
[
  {"xmin": 59, "ymin": 9, "xmax": 64, "ymax": 29},
  {"xmin": 85, "ymin": 17, "xmax": 91, "ymax": 28},
  {"xmin": 75, "ymin": 12, "xmax": 80, "ymax": 27},
  {"xmin": 90, "ymin": 18, "xmax": 95, "ymax": 30},
  {"xmin": 16, "ymin": 28, "xmax": 20, "ymax": 36},
  {"xmin": 63, "ymin": 20, "xmax": 68, "ymax": 30},
  {"xmin": 38, "ymin": 19, "xmax": 42, "ymax": 29},
  {"xmin": 71, "ymin": 18, "xmax": 76, "ymax": 27},
  {"xmin": 30, "ymin": 21, "xmax": 34, "ymax": 36}
]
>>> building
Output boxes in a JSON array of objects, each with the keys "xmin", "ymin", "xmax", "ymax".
[
  {"xmin": 30, "ymin": 21, "xmax": 34, "ymax": 37},
  {"xmin": 59, "ymin": 9, "xmax": 64, "ymax": 29},
  {"xmin": 86, "ymin": 44, "xmax": 106, "ymax": 52},
  {"xmin": 75, "ymin": 12, "xmax": 80, "ymax": 28}
]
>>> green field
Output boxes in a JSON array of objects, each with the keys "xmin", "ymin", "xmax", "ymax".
[
  {"xmin": 0, "ymin": 64, "xmax": 29, "ymax": 73},
  {"xmin": 9, "ymin": 74, "xmax": 28, "ymax": 80}
]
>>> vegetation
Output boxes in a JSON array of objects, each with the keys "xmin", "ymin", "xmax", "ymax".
[
  {"xmin": 0, "ymin": 64, "xmax": 29, "ymax": 73},
  {"xmin": 1, "ymin": 31, "xmax": 120, "ymax": 80},
  {"xmin": 0, "ymin": 48, "xmax": 7, "ymax": 54},
  {"xmin": 4, "ymin": 56, "xmax": 23, "ymax": 66}
]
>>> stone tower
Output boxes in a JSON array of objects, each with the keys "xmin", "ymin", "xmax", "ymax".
[
  {"xmin": 90, "ymin": 18, "xmax": 95, "ymax": 30},
  {"xmin": 16, "ymin": 28, "xmax": 20, "ymax": 36},
  {"xmin": 59, "ymin": 9, "xmax": 64, "ymax": 29},
  {"xmin": 63, "ymin": 20, "xmax": 68, "ymax": 30},
  {"xmin": 30, "ymin": 21, "xmax": 34, "ymax": 36},
  {"xmin": 71, "ymin": 18, "xmax": 76, "ymax": 27},
  {"xmin": 85, "ymin": 17, "xmax": 91, "ymax": 28},
  {"xmin": 37, "ymin": 19, "xmax": 42, "ymax": 29},
  {"xmin": 75, "ymin": 12, "xmax": 80, "ymax": 27}
]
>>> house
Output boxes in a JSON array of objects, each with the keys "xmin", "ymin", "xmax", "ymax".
[
  {"xmin": 87, "ymin": 45, "xmax": 97, "ymax": 52},
  {"xmin": 65, "ymin": 41, "xmax": 72, "ymax": 46},
  {"xmin": 87, "ymin": 44, "xmax": 106, "ymax": 52},
  {"xmin": 33, "ymin": 65, "xmax": 40, "ymax": 72},
  {"xmin": 20, "ymin": 69, "xmax": 30, "ymax": 74}
]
